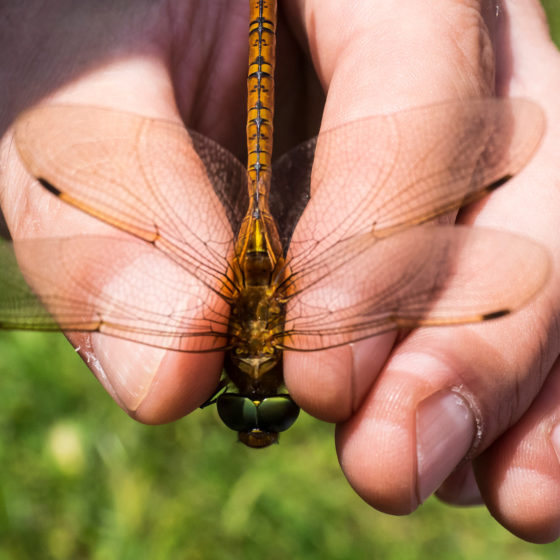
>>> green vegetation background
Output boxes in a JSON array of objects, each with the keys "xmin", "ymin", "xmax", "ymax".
[{"xmin": 1, "ymin": 4, "xmax": 559, "ymax": 559}]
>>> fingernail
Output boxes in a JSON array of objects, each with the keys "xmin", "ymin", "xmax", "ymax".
[
  {"xmin": 92, "ymin": 335, "xmax": 164, "ymax": 412},
  {"xmin": 437, "ymin": 464, "xmax": 483, "ymax": 506},
  {"xmin": 416, "ymin": 390, "xmax": 476, "ymax": 503}
]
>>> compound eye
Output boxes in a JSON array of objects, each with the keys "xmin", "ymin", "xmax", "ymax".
[
  {"xmin": 217, "ymin": 394, "xmax": 258, "ymax": 432},
  {"xmin": 257, "ymin": 395, "xmax": 300, "ymax": 433}
]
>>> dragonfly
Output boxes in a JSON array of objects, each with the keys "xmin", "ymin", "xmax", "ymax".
[{"xmin": 0, "ymin": 0, "xmax": 549, "ymax": 447}]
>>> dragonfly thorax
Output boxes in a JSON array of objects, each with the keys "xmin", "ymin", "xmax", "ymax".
[{"xmin": 226, "ymin": 283, "xmax": 285, "ymax": 392}]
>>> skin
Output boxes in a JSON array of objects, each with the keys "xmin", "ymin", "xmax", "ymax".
[{"xmin": 1, "ymin": 0, "xmax": 560, "ymax": 543}]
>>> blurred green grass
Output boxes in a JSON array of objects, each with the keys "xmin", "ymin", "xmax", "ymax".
[
  {"xmin": 544, "ymin": 0, "xmax": 560, "ymax": 39},
  {"xmin": 5, "ymin": 333, "xmax": 560, "ymax": 560},
  {"xmin": 1, "ymin": 5, "xmax": 560, "ymax": 560}
]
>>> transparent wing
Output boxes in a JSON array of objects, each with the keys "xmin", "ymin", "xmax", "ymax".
[
  {"xmin": 270, "ymin": 137, "xmax": 313, "ymax": 250},
  {"xmin": 281, "ymin": 98, "xmax": 544, "ymax": 272},
  {"xmin": 8, "ymin": 101, "xmax": 547, "ymax": 355},
  {"xmin": 14, "ymin": 105, "xmax": 247, "ymax": 298},
  {"xmin": 0, "ymin": 237, "xmax": 230, "ymax": 352},
  {"xmin": 281, "ymin": 226, "xmax": 549, "ymax": 350}
]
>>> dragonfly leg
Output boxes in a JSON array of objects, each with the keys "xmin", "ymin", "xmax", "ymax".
[{"xmin": 199, "ymin": 374, "xmax": 229, "ymax": 408}]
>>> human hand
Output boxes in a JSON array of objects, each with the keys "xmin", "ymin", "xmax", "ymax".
[{"xmin": 281, "ymin": 0, "xmax": 560, "ymax": 543}]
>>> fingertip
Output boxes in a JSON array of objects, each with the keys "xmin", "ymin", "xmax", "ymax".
[
  {"xmin": 284, "ymin": 346, "xmax": 354, "ymax": 422},
  {"xmin": 334, "ymin": 367, "xmax": 427, "ymax": 514},
  {"xmin": 90, "ymin": 334, "xmax": 222, "ymax": 424},
  {"xmin": 472, "ymin": 358, "xmax": 560, "ymax": 542},
  {"xmin": 284, "ymin": 334, "xmax": 393, "ymax": 423},
  {"xmin": 133, "ymin": 348, "xmax": 223, "ymax": 424},
  {"xmin": 480, "ymin": 465, "xmax": 560, "ymax": 543},
  {"xmin": 336, "ymin": 410, "xmax": 418, "ymax": 515},
  {"xmin": 334, "ymin": 349, "xmax": 480, "ymax": 515}
]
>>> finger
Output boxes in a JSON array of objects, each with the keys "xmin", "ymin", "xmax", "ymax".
[
  {"xmin": 336, "ymin": 0, "xmax": 560, "ymax": 516},
  {"xmin": 475, "ymin": 356, "xmax": 560, "ymax": 543},
  {"xmin": 468, "ymin": 0, "xmax": 560, "ymax": 542},
  {"xmin": 0, "ymin": 2, "xmax": 246, "ymax": 422},
  {"xmin": 284, "ymin": 0, "xmax": 500, "ymax": 421}
]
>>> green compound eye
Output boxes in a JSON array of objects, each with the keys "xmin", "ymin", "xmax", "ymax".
[
  {"xmin": 216, "ymin": 394, "xmax": 300, "ymax": 433},
  {"xmin": 257, "ymin": 395, "xmax": 300, "ymax": 433},
  {"xmin": 217, "ymin": 394, "xmax": 258, "ymax": 432}
]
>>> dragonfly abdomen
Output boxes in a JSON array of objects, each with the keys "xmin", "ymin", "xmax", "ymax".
[{"xmin": 247, "ymin": 0, "xmax": 276, "ymax": 190}]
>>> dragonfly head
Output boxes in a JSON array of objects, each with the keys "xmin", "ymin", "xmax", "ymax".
[{"xmin": 216, "ymin": 393, "xmax": 300, "ymax": 448}]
